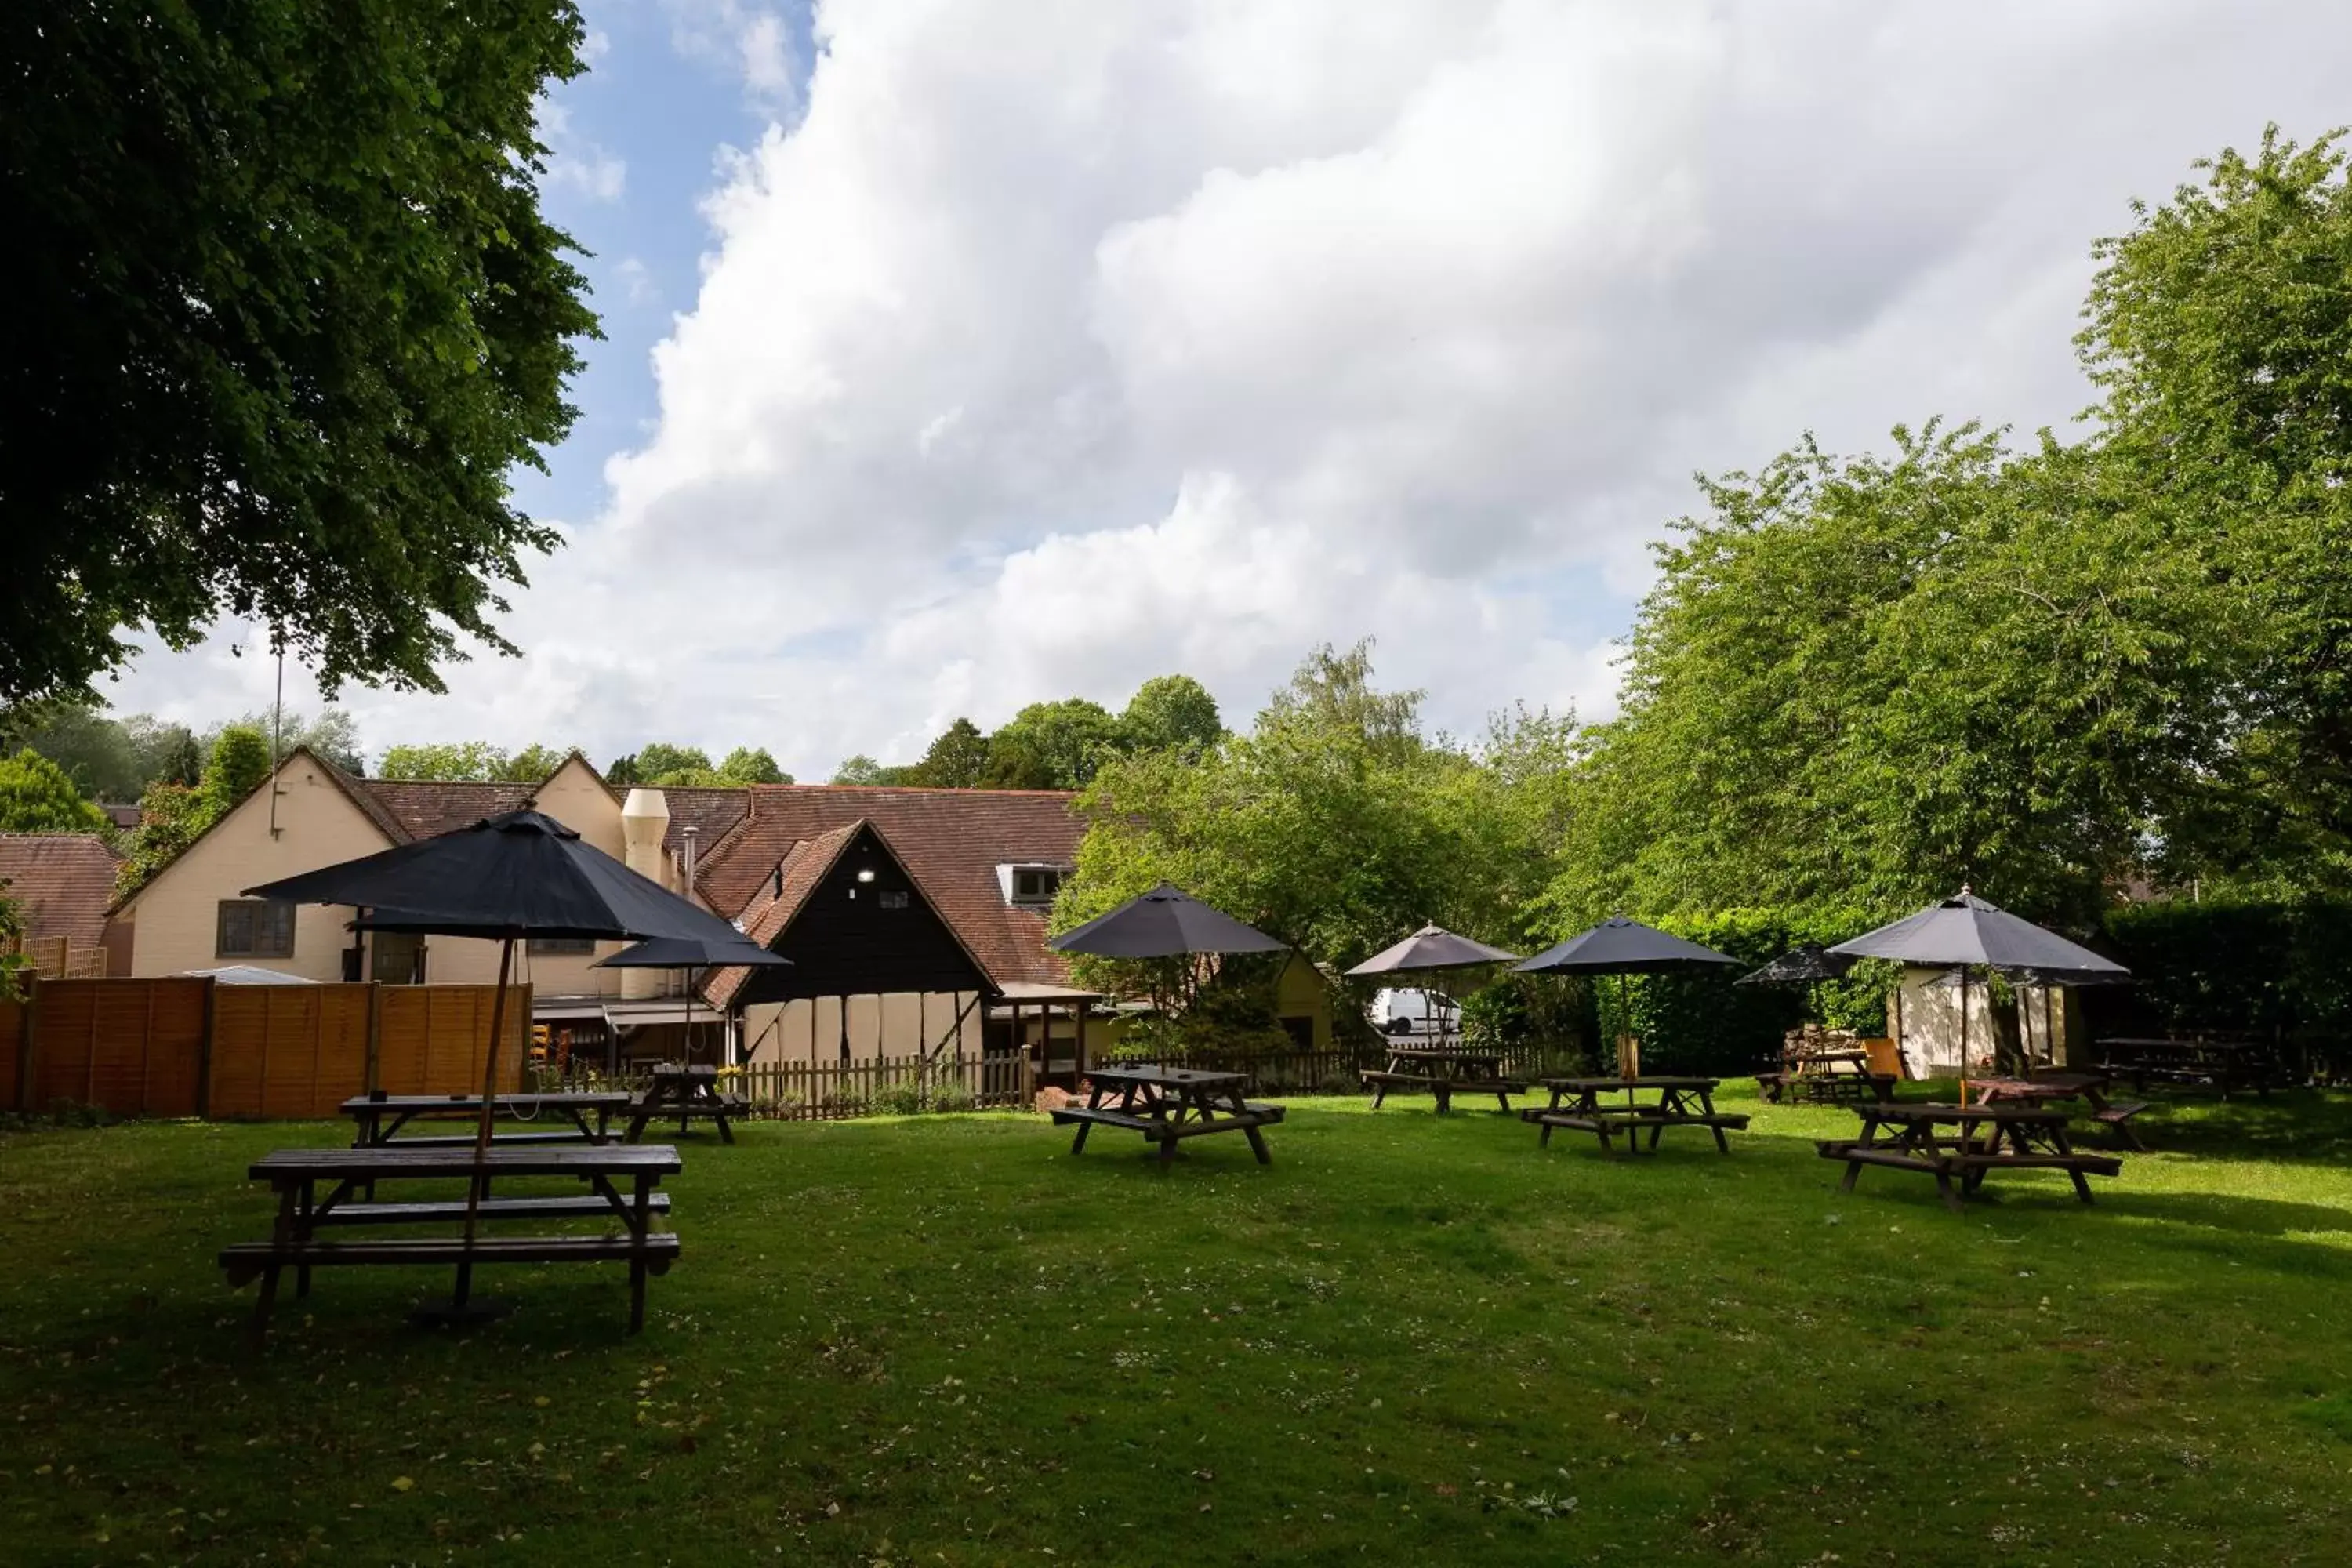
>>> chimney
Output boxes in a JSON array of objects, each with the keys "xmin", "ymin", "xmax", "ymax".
[{"xmin": 619, "ymin": 789, "xmax": 670, "ymax": 1000}]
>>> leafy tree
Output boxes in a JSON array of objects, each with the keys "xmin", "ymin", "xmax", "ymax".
[
  {"xmin": 124, "ymin": 716, "xmax": 203, "ymax": 789},
  {"xmin": 717, "ymin": 746, "xmax": 788, "ymax": 785},
  {"xmin": 1120, "ymin": 675, "xmax": 1225, "ymax": 758},
  {"xmin": 832, "ymin": 755, "xmax": 887, "ymax": 786},
  {"xmin": 0, "ymin": 748, "xmax": 110, "ymax": 833},
  {"xmin": 115, "ymin": 781, "xmax": 207, "ymax": 900},
  {"xmin": 982, "ymin": 699, "xmax": 1122, "ymax": 789},
  {"xmin": 201, "ymin": 725, "xmax": 274, "ymax": 815},
  {"xmin": 1546, "ymin": 423, "xmax": 2224, "ymax": 929},
  {"xmin": 2078, "ymin": 125, "xmax": 2352, "ymax": 885},
  {"xmin": 912, "ymin": 720, "xmax": 992, "ymax": 788},
  {"xmin": 633, "ymin": 743, "xmax": 713, "ymax": 782},
  {"xmin": 230, "ymin": 707, "xmax": 366, "ymax": 775},
  {"xmin": 0, "ymin": 700, "xmax": 140, "ymax": 800},
  {"xmin": 1063, "ymin": 646, "xmax": 1566, "ymax": 998},
  {"xmin": 495, "ymin": 743, "xmax": 576, "ymax": 782},
  {"xmin": 604, "ymin": 753, "xmax": 641, "ymax": 787},
  {"xmin": 379, "ymin": 741, "xmax": 511, "ymax": 782},
  {"xmin": 1, "ymin": 0, "xmax": 600, "ymax": 705}
]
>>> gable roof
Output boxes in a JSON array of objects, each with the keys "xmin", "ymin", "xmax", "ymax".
[
  {"xmin": 695, "ymin": 783, "xmax": 1083, "ymax": 992},
  {"xmin": 705, "ymin": 818, "xmax": 999, "ymax": 1011},
  {"xmin": 0, "ymin": 834, "xmax": 122, "ymax": 949}
]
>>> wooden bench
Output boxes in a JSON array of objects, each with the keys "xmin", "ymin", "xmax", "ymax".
[
  {"xmin": 1819, "ymin": 1102, "xmax": 2122, "ymax": 1212},
  {"xmin": 1052, "ymin": 1102, "xmax": 1287, "ymax": 1149},
  {"xmin": 1526, "ymin": 1107, "xmax": 1751, "ymax": 1154},
  {"xmin": 303, "ymin": 1193, "xmax": 672, "ymax": 1227},
  {"xmin": 624, "ymin": 1092, "xmax": 749, "ymax": 1145},
  {"xmin": 1363, "ymin": 1069, "xmax": 1525, "ymax": 1114},
  {"xmin": 220, "ymin": 1233, "xmax": 679, "ymax": 1332}
]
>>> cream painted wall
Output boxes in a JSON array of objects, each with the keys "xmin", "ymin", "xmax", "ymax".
[
  {"xmin": 740, "ymin": 992, "xmax": 985, "ymax": 1065},
  {"xmin": 121, "ymin": 757, "xmax": 387, "ymax": 981},
  {"xmin": 1274, "ymin": 953, "xmax": 1335, "ymax": 1051},
  {"xmin": 1889, "ymin": 966, "xmax": 2067, "ymax": 1076},
  {"xmin": 124, "ymin": 753, "xmax": 698, "ymax": 998}
]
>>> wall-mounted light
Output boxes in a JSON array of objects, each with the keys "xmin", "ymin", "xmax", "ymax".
[{"xmin": 856, "ymin": 868, "xmax": 877, "ymax": 884}]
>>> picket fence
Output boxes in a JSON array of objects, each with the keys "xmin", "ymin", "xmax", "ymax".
[{"xmin": 531, "ymin": 1039, "xmax": 1588, "ymax": 1123}]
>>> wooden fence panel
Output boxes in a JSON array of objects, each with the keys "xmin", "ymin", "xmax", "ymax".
[
  {"xmin": 0, "ymin": 996, "xmax": 24, "ymax": 1112},
  {"xmin": 374, "ymin": 984, "xmax": 529, "ymax": 1096},
  {"xmin": 205, "ymin": 984, "xmax": 373, "ymax": 1120},
  {"xmin": 19, "ymin": 978, "xmax": 209, "ymax": 1117}
]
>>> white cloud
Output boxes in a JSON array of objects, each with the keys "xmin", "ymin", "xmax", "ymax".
[
  {"xmin": 108, "ymin": 0, "xmax": 2352, "ymax": 779},
  {"xmin": 538, "ymin": 98, "xmax": 627, "ymax": 203},
  {"xmin": 665, "ymin": 0, "xmax": 800, "ymax": 116}
]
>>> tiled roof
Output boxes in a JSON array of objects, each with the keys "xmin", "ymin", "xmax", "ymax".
[
  {"xmin": 652, "ymin": 786, "xmax": 753, "ymax": 863},
  {"xmin": 0, "ymin": 834, "xmax": 122, "ymax": 949},
  {"xmin": 355, "ymin": 778, "xmax": 538, "ymax": 840},
  {"xmin": 695, "ymin": 783, "xmax": 1083, "ymax": 991}
]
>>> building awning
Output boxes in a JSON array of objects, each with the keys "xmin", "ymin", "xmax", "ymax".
[{"xmin": 996, "ymin": 982, "xmax": 1105, "ymax": 1004}]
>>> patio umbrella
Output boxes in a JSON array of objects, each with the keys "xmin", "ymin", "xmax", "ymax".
[
  {"xmin": 1347, "ymin": 924, "xmax": 1523, "ymax": 1043},
  {"xmin": 1735, "ymin": 942, "xmax": 1860, "ymax": 1035},
  {"xmin": 1048, "ymin": 883, "xmax": 1287, "ymax": 1023},
  {"xmin": 1047, "ymin": 882, "xmax": 1287, "ymax": 959},
  {"xmin": 1515, "ymin": 917, "xmax": 1740, "ymax": 1077},
  {"xmin": 1830, "ymin": 888, "xmax": 2128, "ymax": 1098},
  {"xmin": 244, "ymin": 808, "xmax": 751, "ymax": 1321},
  {"xmin": 593, "ymin": 934, "xmax": 793, "ymax": 1065}
]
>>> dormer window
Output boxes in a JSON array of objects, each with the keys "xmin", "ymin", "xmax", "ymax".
[{"xmin": 999, "ymin": 863, "xmax": 1065, "ymax": 907}]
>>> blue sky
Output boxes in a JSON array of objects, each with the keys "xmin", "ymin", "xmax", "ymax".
[
  {"xmin": 519, "ymin": 1, "xmax": 818, "ymax": 526},
  {"xmin": 107, "ymin": 1, "xmax": 2352, "ymax": 782}
]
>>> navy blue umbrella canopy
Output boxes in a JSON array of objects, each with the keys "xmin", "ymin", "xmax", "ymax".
[
  {"xmin": 1735, "ymin": 942, "xmax": 1858, "ymax": 988},
  {"xmin": 245, "ymin": 809, "xmax": 749, "ymax": 946},
  {"xmin": 1828, "ymin": 891, "xmax": 2127, "ymax": 978},
  {"xmin": 592, "ymin": 935, "xmax": 793, "ymax": 971},
  {"xmin": 1048, "ymin": 883, "xmax": 1288, "ymax": 959},
  {"xmin": 1348, "ymin": 924, "xmax": 1522, "ymax": 975},
  {"xmin": 1515, "ymin": 917, "xmax": 1740, "ymax": 975}
]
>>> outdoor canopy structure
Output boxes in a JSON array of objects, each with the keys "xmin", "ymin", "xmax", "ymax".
[
  {"xmin": 1829, "ymin": 888, "xmax": 2130, "ymax": 1093},
  {"xmin": 1515, "ymin": 916, "xmax": 1740, "ymax": 1077},
  {"xmin": 1347, "ymin": 924, "xmax": 1523, "ymax": 1043},
  {"xmin": 244, "ymin": 807, "xmax": 753, "ymax": 1321},
  {"xmin": 593, "ymin": 933, "xmax": 793, "ymax": 1065},
  {"xmin": 1048, "ymin": 882, "xmax": 1287, "ymax": 960}
]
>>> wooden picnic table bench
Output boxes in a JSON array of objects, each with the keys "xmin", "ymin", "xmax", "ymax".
[
  {"xmin": 2093, "ymin": 1036, "xmax": 2280, "ymax": 1099},
  {"xmin": 1363, "ymin": 1045, "xmax": 1526, "ymax": 1113},
  {"xmin": 1971, "ymin": 1071, "xmax": 2153, "ymax": 1151},
  {"xmin": 622, "ymin": 1064, "xmax": 748, "ymax": 1144},
  {"xmin": 1816, "ymin": 1102, "xmax": 2121, "ymax": 1213},
  {"xmin": 342, "ymin": 1091, "xmax": 633, "ymax": 1149},
  {"xmin": 220, "ymin": 1143, "xmax": 682, "ymax": 1341},
  {"xmin": 1523, "ymin": 1076, "xmax": 1748, "ymax": 1156},
  {"xmin": 1052, "ymin": 1065, "xmax": 1283, "ymax": 1171}
]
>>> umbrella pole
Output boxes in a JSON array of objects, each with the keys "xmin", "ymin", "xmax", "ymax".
[
  {"xmin": 452, "ymin": 934, "xmax": 515, "ymax": 1314},
  {"xmin": 1958, "ymin": 967, "xmax": 1971, "ymax": 1106}
]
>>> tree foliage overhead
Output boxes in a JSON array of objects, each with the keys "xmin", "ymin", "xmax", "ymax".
[
  {"xmin": 1063, "ymin": 643, "xmax": 1575, "ymax": 983},
  {"xmin": 0, "ymin": 749, "xmax": 111, "ymax": 835},
  {"xmin": 1, "ymin": 0, "xmax": 601, "ymax": 704},
  {"xmin": 1555, "ymin": 125, "xmax": 2352, "ymax": 927}
]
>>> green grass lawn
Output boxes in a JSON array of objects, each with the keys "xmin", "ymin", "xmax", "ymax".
[{"xmin": 4, "ymin": 1086, "xmax": 2352, "ymax": 1566}]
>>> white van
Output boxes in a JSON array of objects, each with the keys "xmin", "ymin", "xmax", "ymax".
[{"xmin": 1369, "ymin": 987, "xmax": 1459, "ymax": 1040}]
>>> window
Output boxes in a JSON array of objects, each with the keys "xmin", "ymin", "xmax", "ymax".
[
  {"xmin": 216, "ymin": 899, "xmax": 296, "ymax": 959},
  {"xmin": 529, "ymin": 936, "xmax": 597, "ymax": 956},
  {"xmin": 1009, "ymin": 866, "xmax": 1062, "ymax": 906},
  {"xmin": 877, "ymin": 889, "xmax": 910, "ymax": 911}
]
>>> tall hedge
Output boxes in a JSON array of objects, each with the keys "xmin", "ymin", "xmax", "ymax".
[{"xmin": 2099, "ymin": 897, "xmax": 2352, "ymax": 1045}]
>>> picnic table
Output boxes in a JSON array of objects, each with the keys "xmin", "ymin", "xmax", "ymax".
[
  {"xmin": 1970, "ymin": 1071, "xmax": 2151, "ymax": 1150},
  {"xmin": 623, "ymin": 1063, "xmax": 748, "ymax": 1143},
  {"xmin": 1758, "ymin": 1048, "xmax": 1896, "ymax": 1105},
  {"xmin": 1816, "ymin": 1102, "xmax": 2121, "ymax": 1213},
  {"xmin": 219, "ymin": 1143, "xmax": 683, "ymax": 1341},
  {"xmin": 1051, "ymin": 1065, "xmax": 1284, "ymax": 1171},
  {"xmin": 1521, "ymin": 1075, "xmax": 1749, "ymax": 1155},
  {"xmin": 1363, "ymin": 1044, "xmax": 1526, "ymax": 1113},
  {"xmin": 2094, "ymin": 1036, "xmax": 2279, "ymax": 1098},
  {"xmin": 343, "ymin": 1091, "xmax": 633, "ymax": 1149}
]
